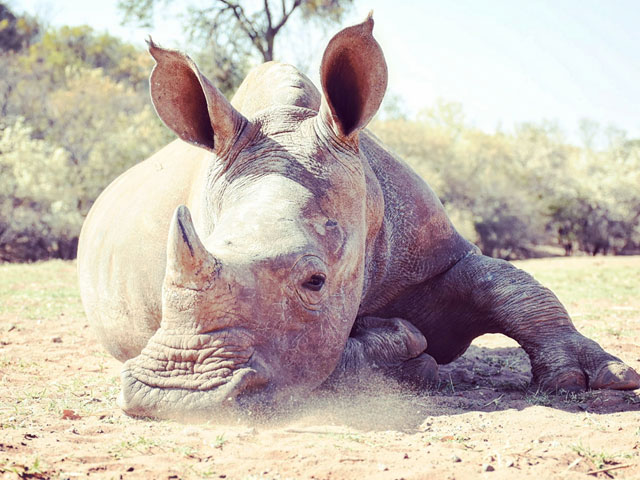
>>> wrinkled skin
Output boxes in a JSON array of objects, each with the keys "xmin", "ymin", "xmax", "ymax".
[{"xmin": 77, "ymin": 16, "xmax": 640, "ymax": 421}]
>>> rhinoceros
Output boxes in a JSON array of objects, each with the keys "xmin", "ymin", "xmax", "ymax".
[{"xmin": 77, "ymin": 16, "xmax": 640, "ymax": 420}]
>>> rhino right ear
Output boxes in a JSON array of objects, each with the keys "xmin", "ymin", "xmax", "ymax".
[
  {"xmin": 319, "ymin": 14, "xmax": 388, "ymax": 143},
  {"xmin": 147, "ymin": 38, "xmax": 247, "ymax": 155}
]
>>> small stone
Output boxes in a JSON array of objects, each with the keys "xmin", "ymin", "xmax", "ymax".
[
  {"xmin": 51, "ymin": 336, "xmax": 63, "ymax": 343},
  {"xmin": 482, "ymin": 464, "xmax": 495, "ymax": 472},
  {"xmin": 452, "ymin": 455, "xmax": 462, "ymax": 463},
  {"xmin": 241, "ymin": 427, "xmax": 256, "ymax": 436}
]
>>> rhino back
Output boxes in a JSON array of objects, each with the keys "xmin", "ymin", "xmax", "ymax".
[
  {"xmin": 77, "ymin": 139, "xmax": 209, "ymax": 361},
  {"xmin": 231, "ymin": 62, "xmax": 321, "ymax": 116},
  {"xmin": 358, "ymin": 131, "xmax": 474, "ymax": 315}
]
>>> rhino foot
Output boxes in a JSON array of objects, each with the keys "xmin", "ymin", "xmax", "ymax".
[
  {"xmin": 530, "ymin": 334, "xmax": 640, "ymax": 392},
  {"xmin": 324, "ymin": 316, "xmax": 438, "ymax": 389},
  {"xmin": 388, "ymin": 352, "xmax": 439, "ymax": 390},
  {"xmin": 591, "ymin": 361, "xmax": 640, "ymax": 390}
]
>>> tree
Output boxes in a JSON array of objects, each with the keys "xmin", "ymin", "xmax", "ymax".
[
  {"xmin": 118, "ymin": 0, "xmax": 353, "ymax": 93},
  {"xmin": 0, "ymin": 3, "xmax": 40, "ymax": 117},
  {"xmin": 0, "ymin": 69, "xmax": 171, "ymax": 262},
  {"xmin": 19, "ymin": 25, "xmax": 151, "ymax": 89},
  {"xmin": 0, "ymin": 119, "xmax": 79, "ymax": 261},
  {"xmin": 0, "ymin": 3, "xmax": 39, "ymax": 52},
  {"xmin": 0, "ymin": 25, "xmax": 172, "ymax": 261},
  {"xmin": 0, "ymin": 25, "xmax": 156, "ymax": 138}
]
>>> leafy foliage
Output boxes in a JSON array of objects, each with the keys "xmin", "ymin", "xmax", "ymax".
[
  {"xmin": 0, "ymin": 24, "xmax": 171, "ymax": 261},
  {"xmin": 0, "ymin": 3, "xmax": 39, "ymax": 52},
  {"xmin": 0, "ymin": 119, "xmax": 79, "ymax": 260},
  {"xmin": 19, "ymin": 25, "xmax": 151, "ymax": 88}
]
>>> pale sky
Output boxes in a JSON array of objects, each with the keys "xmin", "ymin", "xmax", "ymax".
[{"xmin": 11, "ymin": 0, "xmax": 640, "ymax": 141}]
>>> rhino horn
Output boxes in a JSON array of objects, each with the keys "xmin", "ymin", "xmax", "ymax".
[{"xmin": 165, "ymin": 205, "xmax": 218, "ymax": 289}]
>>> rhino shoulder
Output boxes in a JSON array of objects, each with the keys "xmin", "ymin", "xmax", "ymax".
[
  {"xmin": 77, "ymin": 139, "xmax": 210, "ymax": 360},
  {"xmin": 358, "ymin": 131, "xmax": 474, "ymax": 312},
  {"xmin": 231, "ymin": 62, "xmax": 321, "ymax": 116}
]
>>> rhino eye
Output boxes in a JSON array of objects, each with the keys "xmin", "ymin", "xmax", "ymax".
[
  {"xmin": 292, "ymin": 255, "xmax": 328, "ymax": 309},
  {"xmin": 303, "ymin": 274, "xmax": 325, "ymax": 292}
]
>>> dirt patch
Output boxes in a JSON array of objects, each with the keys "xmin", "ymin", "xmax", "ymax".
[{"xmin": 1, "ymin": 257, "xmax": 639, "ymax": 479}]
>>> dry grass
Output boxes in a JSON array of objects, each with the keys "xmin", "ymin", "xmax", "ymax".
[{"xmin": 1, "ymin": 256, "xmax": 639, "ymax": 479}]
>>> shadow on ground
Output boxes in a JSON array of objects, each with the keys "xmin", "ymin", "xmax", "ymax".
[{"xmin": 265, "ymin": 344, "xmax": 640, "ymax": 433}]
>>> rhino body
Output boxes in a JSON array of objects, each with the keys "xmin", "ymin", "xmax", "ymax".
[{"xmin": 77, "ymin": 17, "xmax": 639, "ymax": 420}]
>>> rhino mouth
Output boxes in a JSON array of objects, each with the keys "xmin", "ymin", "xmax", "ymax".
[{"xmin": 117, "ymin": 328, "xmax": 271, "ymax": 421}]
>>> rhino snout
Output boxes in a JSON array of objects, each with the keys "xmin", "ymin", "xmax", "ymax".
[
  {"xmin": 116, "ymin": 329, "xmax": 271, "ymax": 421},
  {"xmin": 118, "ymin": 364, "xmax": 269, "ymax": 421}
]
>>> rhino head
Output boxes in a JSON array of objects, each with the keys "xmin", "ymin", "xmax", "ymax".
[{"xmin": 118, "ymin": 16, "xmax": 388, "ymax": 420}]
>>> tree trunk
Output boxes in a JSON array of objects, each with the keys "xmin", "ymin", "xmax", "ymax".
[{"xmin": 264, "ymin": 30, "xmax": 275, "ymax": 62}]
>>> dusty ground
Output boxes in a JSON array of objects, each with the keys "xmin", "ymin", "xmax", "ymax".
[{"xmin": 1, "ymin": 256, "xmax": 639, "ymax": 479}]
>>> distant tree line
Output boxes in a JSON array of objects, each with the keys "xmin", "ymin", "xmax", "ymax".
[
  {"xmin": 372, "ymin": 102, "xmax": 640, "ymax": 259},
  {"xmin": 0, "ymin": 4, "xmax": 172, "ymax": 261},
  {"xmin": 1, "ymin": 2, "xmax": 638, "ymax": 261}
]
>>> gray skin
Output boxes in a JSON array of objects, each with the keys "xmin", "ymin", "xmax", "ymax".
[{"xmin": 77, "ymin": 16, "xmax": 640, "ymax": 421}]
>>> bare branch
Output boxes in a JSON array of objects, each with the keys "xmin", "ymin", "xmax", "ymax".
[
  {"xmin": 120, "ymin": 0, "xmax": 354, "ymax": 66},
  {"xmin": 272, "ymin": 0, "xmax": 302, "ymax": 33},
  {"xmin": 264, "ymin": 0, "xmax": 273, "ymax": 30},
  {"xmin": 216, "ymin": 0, "xmax": 266, "ymax": 56}
]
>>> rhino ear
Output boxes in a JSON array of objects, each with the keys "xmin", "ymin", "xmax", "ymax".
[
  {"xmin": 147, "ymin": 38, "xmax": 247, "ymax": 155},
  {"xmin": 319, "ymin": 13, "xmax": 388, "ymax": 141}
]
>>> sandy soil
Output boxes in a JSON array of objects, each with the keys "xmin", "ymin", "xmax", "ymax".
[{"xmin": 1, "ymin": 257, "xmax": 639, "ymax": 479}]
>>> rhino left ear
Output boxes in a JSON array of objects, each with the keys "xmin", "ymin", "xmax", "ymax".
[
  {"xmin": 147, "ymin": 38, "xmax": 247, "ymax": 155},
  {"xmin": 319, "ymin": 14, "xmax": 388, "ymax": 142}
]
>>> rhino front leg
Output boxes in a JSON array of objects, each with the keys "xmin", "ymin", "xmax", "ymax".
[
  {"xmin": 428, "ymin": 253, "xmax": 640, "ymax": 392},
  {"xmin": 324, "ymin": 316, "xmax": 439, "ymax": 389}
]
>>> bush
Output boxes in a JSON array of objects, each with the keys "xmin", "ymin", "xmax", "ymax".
[
  {"xmin": 0, "ymin": 119, "xmax": 81, "ymax": 261},
  {"xmin": 0, "ymin": 67, "xmax": 170, "ymax": 262}
]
